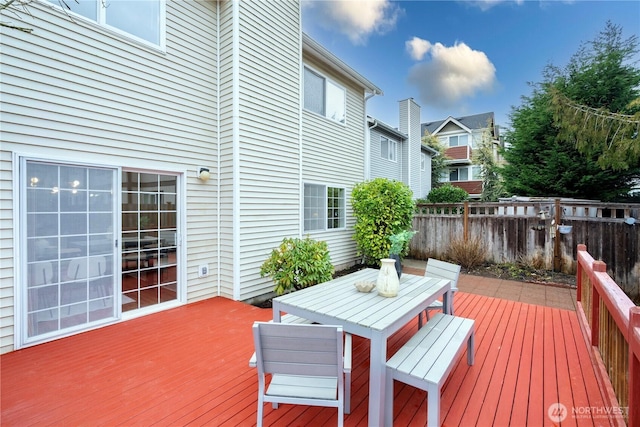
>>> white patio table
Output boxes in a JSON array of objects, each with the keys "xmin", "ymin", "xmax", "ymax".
[{"xmin": 272, "ymin": 268, "xmax": 451, "ymax": 427}]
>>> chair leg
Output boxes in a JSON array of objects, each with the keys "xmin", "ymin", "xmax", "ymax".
[
  {"xmin": 345, "ymin": 371, "xmax": 351, "ymax": 414},
  {"xmin": 257, "ymin": 397, "xmax": 264, "ymax": 427},
  {"xmin": 344, "ymin": 332, "xmax": 352, "ymax": 414}
]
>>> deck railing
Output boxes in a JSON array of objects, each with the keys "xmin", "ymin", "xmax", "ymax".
[{"xmin": 576, "ymin": 244, "xmax": 639, "ymax": 426}]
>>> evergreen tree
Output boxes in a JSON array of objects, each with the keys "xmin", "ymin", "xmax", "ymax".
[
  {"xmin": 473, "ymin": 126, "xmax": 506, "ymax": 201},
  {"xmin": 422, "ymin": 131, "xmax": 449, "ymax": 188},
  {"xmin": 502, "ymin": 21, "xmax": 640, "ymax": 201}
]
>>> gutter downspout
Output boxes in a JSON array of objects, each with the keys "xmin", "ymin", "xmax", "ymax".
[{"xmin": 364, "ymin": 91, "xmax": 379, "ymax": 181}]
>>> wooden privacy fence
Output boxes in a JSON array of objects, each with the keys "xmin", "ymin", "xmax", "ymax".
[
  {"xmin": 409, "ymin": 200, "xmax": 640, "ymax": 300},
  {"xmin": 576, "ymin": 245, "xmax": 639, "ymax": 426}
]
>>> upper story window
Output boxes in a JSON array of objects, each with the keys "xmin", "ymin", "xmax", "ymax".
[
  {"xmin": 303, "ymin": 183, "xmax": 345, "ymax": 232},
  {"xmin": 472, "ymin": 165, "xmax": 482, "ymax": 180},
  {"xmin": 47, "ymin": 0, "xmax": 164, "ymax": 47},
  {"xmin": 304, "ymin": 67, "xmax": 346, "ymax": 124},
  {"xmin": 439, "ymin": 134, "xmax": 469, "ymax": 147},
  {"xmin": 421, "ymin": 153, "xmax": 427, "ymax": 171},
  {"xmin": 380, "ymin": 137, "xmax": 397, "ymax": 162},
  {"xmin": 449, "ymin": 167, "xmax": 469, "ymax": 182}
]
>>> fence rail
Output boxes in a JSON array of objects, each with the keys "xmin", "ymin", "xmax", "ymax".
[
  {"xmin": 576, "ymin": 245, "xmax": 639, "ymax": 426},
  {"xmin": 410, "ymin": 200, "xmax": 640, "ymax": 300}
]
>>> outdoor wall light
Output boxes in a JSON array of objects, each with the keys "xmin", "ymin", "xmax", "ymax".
[{"xmin": 197, "ymin": 167, "xmax": 210, "ymax": 182}]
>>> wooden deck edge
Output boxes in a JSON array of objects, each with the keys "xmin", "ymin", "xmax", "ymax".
[{"xmin": 576, "ymin": 302, "xmax": 626, "ymax": 427}]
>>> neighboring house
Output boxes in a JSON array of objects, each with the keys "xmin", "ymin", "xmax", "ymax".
[
  {"xmin": 0, "ymin": 0, "xmax": 381, "ymax": 353},
  {"xmin": 422, "ymin": 112, "xmax": 502, "ymax": 198},
  {"xmin": 368, "ymin": 99, "xmax": 437, "ymax": 199}
]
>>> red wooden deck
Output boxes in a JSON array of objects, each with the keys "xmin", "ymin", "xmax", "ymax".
[{"xmin": 1, "ymin": 292, "xmax": 615, "ymax": 426}]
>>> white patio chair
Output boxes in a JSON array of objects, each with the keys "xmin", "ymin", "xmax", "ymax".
[
  {"xmin": 419, "ymin": 258, "xmax": 461, "ymax": 328},
  {"xmin": 252, "ymin": 321, "xmax": 348, "ymax": 427},
  {"xmin": 66, "ymin": 256, "xmax": 106, "ymax": 280},
  {"xmin": 65, "ymin": 256, "xmax": 108, "ymax": 309}
]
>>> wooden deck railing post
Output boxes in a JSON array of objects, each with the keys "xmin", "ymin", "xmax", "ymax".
[
  {"xmin": 591, "ymin": 260, "xmax": 607, "ymax": 347},
  {"xmin": 629, "ymin": 307, "xmax": 640, "ymax": 427},
  {"xmin": 576, "ymin": 244, "xmax": 586, "ymax": 302}
]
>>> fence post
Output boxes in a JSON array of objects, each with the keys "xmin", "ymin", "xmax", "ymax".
[
  {"xmin": 591, "ymin": 260, "xmax": 606, "ymax": 347},
  {"xmin": 629, "ymin": 307, "xmax": 640, "ymax": 426},
  {"xmin": 464, "ymin": 201, "xmax": 469, "ymax": 242},
  {"xmin": 553, "ymin": 198, "xmax": 561, "ymax": 271}
]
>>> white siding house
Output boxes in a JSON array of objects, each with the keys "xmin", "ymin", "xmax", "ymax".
[
  {"xmin": 368, "ymin": 99, "xmax": 436, "ymax": 199},
  {"xmin": 0, "ymin": 0, "xmax": 381, "ymax": 353}
]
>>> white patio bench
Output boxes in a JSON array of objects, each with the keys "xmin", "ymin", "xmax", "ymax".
[
  {"xmin": 385, "ymin": 313, "xmax": 475, "ymax": 427},
  {"xmin": 249, "ymin": 314, "xmax": 352, "ymax": 414}
]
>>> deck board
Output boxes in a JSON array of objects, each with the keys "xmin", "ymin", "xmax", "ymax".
[{"xmin": 1, "ymin": 293, "xmax": 613, "ymax": 426}]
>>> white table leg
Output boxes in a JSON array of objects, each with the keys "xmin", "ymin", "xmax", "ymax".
[
  {"xmin": 443, "ymin": 289, "xmax": 452, "ymax": 315},
  {"xmin": 272, "ymin": 302, "xmax": 282, "ymax": 322},
  {"xmin": 368, "ymin": 331, "xmax": 386, "ymax": 426}
]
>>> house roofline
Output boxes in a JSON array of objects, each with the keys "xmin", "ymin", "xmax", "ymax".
[
  {"xmin": 431, "ymin": 116, "xmax": 472, "ymax": 134},
  {"xmin": 303, "ymin": 33, "xmax": 383, "ymax": 95},
  {"xmin": 421, "ymin": 144, "xmax": 438, "ymax": 156},
  {"xmin": 367, "ymin": 116, "xmax": 406, "ymax": 140}
]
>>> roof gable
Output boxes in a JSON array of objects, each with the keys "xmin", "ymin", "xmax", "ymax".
[{"xmin": 422, "ymin": 112, "xmax": 494, "ymax": 136}]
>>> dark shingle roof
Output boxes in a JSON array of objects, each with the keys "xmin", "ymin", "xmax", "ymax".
[{"xmin": 422, "ymin": 112, "xmax": 494, "ymax": 135}]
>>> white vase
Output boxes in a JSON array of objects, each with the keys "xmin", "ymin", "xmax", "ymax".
[{"xmin": 377, "ymin": 258, "xmax": 400, "ymax": 297}]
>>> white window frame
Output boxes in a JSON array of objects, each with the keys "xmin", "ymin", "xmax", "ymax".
[
  {"xmin": 303, "ymin": 66, "xmax": 346, "ymax": 125},
  {"xmin": 472, "ymin": 165, "xmax": 482, "ymax": 180},
  {"xmin": 421, "ymin": 153, "xmax": 427, "ymax": 171},
  {"xmin": 443, "ymin": 134, "xmax": 469, "ymax": 148},
  {"xmin": 43, "ymin": 0, "xmax": 166, "ymax": 50},
  {"xmin": 380, "ymin": 137, "xmax": 398, "ymax": 162},
  {"xmin": 449, "ymin": 167, "xmax": 469, "ymax": 182},
  {"xmin": 303, "ymin": 183, "xmax": 346, "ymax": 232}
]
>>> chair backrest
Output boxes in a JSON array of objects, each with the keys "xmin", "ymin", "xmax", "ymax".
[
  {"xmin": 425, "ymin": 258, "xmax": 461, "ymax": 292},
  {"xmin": 67, "ymin": 256, "xmax": 106, "ymax": 280},
  {"xmin": 30, "ymin": 261, "xmax": 53, "ymax": 286},
  {"xmin": 252, "ymin": 322, "xmax": 343, "ymax": 379}
]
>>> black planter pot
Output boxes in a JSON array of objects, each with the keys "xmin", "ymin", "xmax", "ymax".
[{"xmin": 389, "ymin": 253, "xmax": 402, "ymax": 278}]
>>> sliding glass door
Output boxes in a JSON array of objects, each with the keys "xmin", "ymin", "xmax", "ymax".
[
  {"xmin": 24, "ymin": 161, "xmax": 117, "ymax": 341},
  {"xmin": 121, "ymin": 172, "xmax": 178, "ymax": 312}
]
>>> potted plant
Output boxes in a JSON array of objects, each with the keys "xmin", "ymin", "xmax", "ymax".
[{"xmin": 388, "ymin": 230, "xmax": 417, "ymax": 278}]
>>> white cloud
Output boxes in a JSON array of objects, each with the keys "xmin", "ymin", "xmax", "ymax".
[
  {"xmin": 303, "ymin": 0, "xmax": 401, "ymax": 45},
  {"xmin": 406, "ymin": 37, "xmax": 432, "ymax": 61},
  {"xmin": 462, "ymin": 0, "xmax": 524, "ymax": 11},
  {"xmin": 407, "ymin": 41, "xmax": 497, "ymax": 109}
]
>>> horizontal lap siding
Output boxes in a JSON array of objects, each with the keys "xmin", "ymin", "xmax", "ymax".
[
  {"xmin": 302, "ymin": 57, "xmax": 366, "ymax": 268},
  {"xmin": 236, "ymin": 1, "xmax": 301, "ymax": 301},
  {"xmin": 0, "ymin": 1, "xmax": 218, "ymax": 352},
  {"xmin": 369, "ymin": 128, "xmax": 403, "ymax": 182}
]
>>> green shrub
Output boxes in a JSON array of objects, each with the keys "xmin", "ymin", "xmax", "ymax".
[
  {"xmin": 426, "ymin": 184, "xmax": 469, "ymax": 203},
  {"xmin": 351, "ymin": 178, "xmax": 415, "ymax": 264},
  {"xmin": 260, "ymin": 236, "xmax": 334, "ymax": 295}
]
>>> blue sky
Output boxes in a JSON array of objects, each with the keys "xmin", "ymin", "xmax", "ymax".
[{"xmin": 301, "ymin": 0, "xmax": 640, "ymax": 130}]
